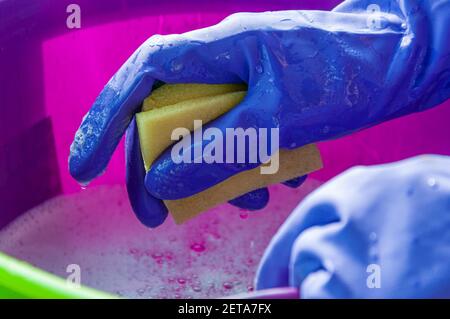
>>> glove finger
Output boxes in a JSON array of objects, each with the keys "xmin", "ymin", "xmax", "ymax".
[
  {"xmin": 282, "ymin": 175, "xmax": 308, "ymax": 188},
  {"xmin": 228, "ymin": 188, "xmax": 269, "ymax": 210},
  {"xmin": 255, "ymin": 198, "xmax": 341, "ymax": 290},
  {"xmin": 69, "ymin": 55, "xmax": 155, "ymax": 184},
  {"xmin": 126, "ymin": 117, "xmax": 168, "ymax": 228},
  {"xmin": 288, "ymin": 226, "xmax": 350, "ymax": 298},
  {"xmin": 145, "ymin": 67, "xmax": 282, "ymax": 200}
]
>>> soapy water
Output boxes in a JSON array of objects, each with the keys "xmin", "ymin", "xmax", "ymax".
[{"xmin": 0, "ymin": 179, "xmax": 321, "ymax": 298}]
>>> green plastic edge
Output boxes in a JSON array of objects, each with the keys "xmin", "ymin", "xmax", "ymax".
[{"xmin": 0, "ymin": 252, "xmax": 117, "ymax": 299}]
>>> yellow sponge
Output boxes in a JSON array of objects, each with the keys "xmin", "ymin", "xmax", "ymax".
[
  {"xmin": 136, "ymin": 85, "xmax": 246, "ymax": 171},
  {"xmin": 136, "ymin": 83, "xmax": 323, "ymax": 224},
  {"xmin": 164, "ymin": 144, "xmax": 322, "ymax": 224},
  {"xmin": 142, "ymin": 83, "xmax": 247, "ymax": 111}
]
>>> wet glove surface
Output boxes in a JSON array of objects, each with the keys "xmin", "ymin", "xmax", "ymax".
[
  {"xmin": 255, "ymin": 155, "xmax": 450, "ymax": 298},
  {"xmin": 69, "ymin": 0, "xmax": 450, "ymax": 227}
]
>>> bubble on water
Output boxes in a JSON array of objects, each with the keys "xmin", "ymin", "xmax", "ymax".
[
  {"xmin": 169, "ymin": 236, "xmax": 177, "ymax": 242},
  {"xmin": 151, "ymin": 252, "xmax": 163, "ymax": 259},
  {"xmin": 239, "ymin": 212, "xmax": 249, "ymax": 219},
  {"xmin": 190, "ymin": 243, "xmax": 206, "ymax": 253},
  {"xmin": 177, "ymin": 278, "xmax": 186, "ymax": 284},
  {"xmin": 255, "ymin": 65, "xmax": 263, "ymax": 74},
  {"xmin": 115, "ymin": 290, "xmax": 124, "ymax": 297},
  {"xmin": 165, "ymin": 252, "xmax": 174, "ymax": 261},
  {"xmin": 192, "ymin": 285, "xmax": 202, "ymax": 292},
  {"xmin": 223, "ymin": 282, "xmax": 233, "ymax": 289},
  {"xmin": 137, "ymin": 288, "xmax": 146, "ymax": 296}
]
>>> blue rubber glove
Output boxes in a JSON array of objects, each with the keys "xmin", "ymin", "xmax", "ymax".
[
  {"xmin": 69, "ymin": 0, "xmax": 450, "ymax": 226},
  {"xmin": 124, "ymin": 118, "xmax": 168, "ymax": 227},
  {"xmin": 255, "ymin": 155, "xmax": 450, "ymax": 298},
  {"xmin": 229, "ymin": 176, "xmax": 308, "ymax": 211},
  {"xmin": 144, "ymin": 0, "xmax": 449, "ymax": 200}
]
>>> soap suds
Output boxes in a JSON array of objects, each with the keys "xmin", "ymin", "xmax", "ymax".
[{"xmin": 0, "ymin": 180, "xmax": 321, "ymax": 298}]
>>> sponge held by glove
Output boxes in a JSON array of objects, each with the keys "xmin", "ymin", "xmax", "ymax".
[
  {"xmin": 136, "ymin": 83, "xmax": 323, "ymax": 224},
  {"xmin": 136, "ymin": 85, "xmax": 247, "ymax": 171}
]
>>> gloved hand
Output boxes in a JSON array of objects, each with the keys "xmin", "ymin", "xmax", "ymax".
[
  {"xmin": 126, "ymin": 114, "xmax": 287, "ymax": 227},
  {"xmin": 255, "ymin": 155, "xmax": 450, "ymax": 298},
  {"xmin": 69, "ymin": 0, "xmax": 449, "ymax": 226}
]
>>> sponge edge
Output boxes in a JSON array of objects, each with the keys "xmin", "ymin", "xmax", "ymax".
[
  {"xmin": 164, "ymin": 144, "xmax": 323, "ymax": 224},
  {"xmin": 142, "ymin": 83, "xmax": 247, "ymax": 111}
]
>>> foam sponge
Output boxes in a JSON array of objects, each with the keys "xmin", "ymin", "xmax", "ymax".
[
  {"xmin": 164, "ymin": 145, "xmax": 321, "ymax": 224},
  {"xmin": 137, "ymin": 88, "xmax": 246, "ymax": 171},
  {"xmin": 142, "ymin": 83, "xmax": 247, "ymax": 111},
  {"xmin": 136, "ymin": 83, "xmax": 323, "ymax": 224}
]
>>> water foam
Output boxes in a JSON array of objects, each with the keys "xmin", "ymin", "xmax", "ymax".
[{"xmin": 0, "ymin": 180, "xmax": 320, "ymax": 298}]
